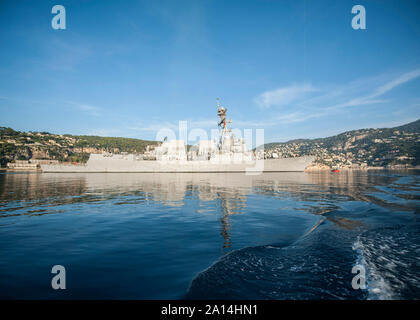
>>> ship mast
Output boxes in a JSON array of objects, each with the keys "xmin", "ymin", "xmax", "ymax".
[
  {"xmin": 217, "ymin": 98, "xmax": 230, "ymax": 131},
  {"xmin": 216, "ymin": 98, "xmax": 232, "ymax": 153}
]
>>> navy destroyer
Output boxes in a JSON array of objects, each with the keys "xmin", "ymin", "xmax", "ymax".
[{"xmin": 41, "ymin": 100, "xmax": 314, "ymax": 173}]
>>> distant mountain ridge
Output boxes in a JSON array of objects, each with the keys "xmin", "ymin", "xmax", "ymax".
[
  {"xmin": 265, "ymin": 119, "xmax": 420, "ymax": 146},
  {"xmin": 395, "ymin": 118, "xmax": 420, "ymax": 133},
  {"xmin": 262, "ymin": 119, "xmax": 420, "ymax": 168}
]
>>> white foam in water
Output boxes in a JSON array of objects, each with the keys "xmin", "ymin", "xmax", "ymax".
[{"xmin": 352, "ymin": 237, "xmax": 396, "ymax": 300}]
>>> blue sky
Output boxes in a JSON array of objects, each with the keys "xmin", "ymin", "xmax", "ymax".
[{"xmin": 0, "ymin": 0, "xmax": 419, "ymax": 143}]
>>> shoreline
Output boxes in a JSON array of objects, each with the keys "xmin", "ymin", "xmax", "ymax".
[
  {"xmin": 305, "ymin": 167, "xmax": 419, "ymax": 172},
  {"xmin": 1, "ymin": 167, "xmax": 419, "ymax": 173}
]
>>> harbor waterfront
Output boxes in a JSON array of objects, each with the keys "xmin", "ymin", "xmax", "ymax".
[
  {"xmin": 0, "ymin": 170, "xmax": 418, "ymax": 299},
  {"xmin": 2, "ymin": 115, "xmax": 418, "ymax": 173}
]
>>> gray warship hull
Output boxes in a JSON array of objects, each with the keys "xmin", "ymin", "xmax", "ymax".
[
  {"xmin": 41, "ymin": 154, "xmax": 315, "ymax": 173},
  {"xmin": 41, "ymin": 100, "xmax": 316, "ymax": 173}
]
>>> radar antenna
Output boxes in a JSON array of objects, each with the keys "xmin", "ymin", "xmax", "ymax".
[{"xmin": 217, "ymin": 98, "xmax": 228, "ymax": 129}]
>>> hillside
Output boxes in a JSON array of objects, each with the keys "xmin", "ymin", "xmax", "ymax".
[
  {"xmin": 261, "ymin": 119, "xmax": 420, "ymax": 169},
  {"xmin": 0, "ymin": 127, "xmax": 158, "ymax": 167}
]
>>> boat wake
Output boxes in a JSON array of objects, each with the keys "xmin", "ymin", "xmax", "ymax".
[
  {"xmin": 352, "ymin": 224, "xmax": 420, "ymax": 300},
  {"xmin": 185, "ymin": 225, "xmax": 365, "ymax": 299},
  {"xmin": 186, "ymin": 221, "xmax": 420, "ymax": 300}
]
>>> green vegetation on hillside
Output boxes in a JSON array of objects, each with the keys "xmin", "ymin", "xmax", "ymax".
[
  {"xmin": 0, "ymin": 127, "xmax": 158, "ymax": 167},
  {"xmin": 72, "ymin": 135, "xmax": 156, "ymax": 153}
]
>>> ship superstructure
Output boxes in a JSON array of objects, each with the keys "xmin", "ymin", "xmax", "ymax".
[{"xmin": 152, "ymin": 99, "xmax": 252, "ymax": 162}]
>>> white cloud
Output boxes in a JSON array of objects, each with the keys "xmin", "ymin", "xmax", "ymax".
[
  {"xmin": 86, "ymin": 128, "xmax": 121, "ymax": 137},
  {"xmin": 374, "ymin": 69, "xmax": 420, "ymax": 97},
  {"xmin": 128, "ymin": 121, "xmax": 178, "ymax": 133},
  {"xmin": 78, "ymin": 104, "xmax": 102, "ymax": 115},
  {"xmin": 328, "ymin": 68, "xmax": 420, "ymax": 109},
  {"xmin": 64, "ymin": 101, "xmax": 103, "ymax": 117},
  {"xmin": 254, "ymin": 68, "xmax": 420, "ymax": 126},
  {"xmin": 255, "ymin": 84, "xmax": 317, "ymax": 109}
]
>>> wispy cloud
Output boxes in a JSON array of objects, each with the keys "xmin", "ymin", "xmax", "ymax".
[
  {"xmin": 375, "ymin": 69, "xmax": 420, "ymax": 96},
  {"xmin": 328, "ymin": 68, "xmax": 420, "ymax": 109},
  {"xmin": 86, "ymin": 128, "xmax": 122, "ymax": 137},
  {"xmin": 126, "ymin": 68, "xmax": 420, "ymax": 135},
  {"xmin": 128, "ymin": 121, "xmax": 179, "ymax": 133},
  {"xmin": 255, "ymin": 68, "xmax": 420, "ymax": 125},
  {"xmin": 255, "ymin": 84, "xmax": 317, "ymax": 109},
  {"xmin": 128, "ymin": 119, "xmax": 216, "ymax": 134},
  {"xmin": 65, "ymin": 101, "xmax": 103, "ymax": 117},
  {"xmin": 43, "ymin": 37, "xmax": 93, "ymax": 71}
]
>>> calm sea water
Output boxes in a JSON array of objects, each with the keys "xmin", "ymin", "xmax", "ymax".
[{"xmin": 0, "ymin": 171, "xmax": 418, "ymax": 299}]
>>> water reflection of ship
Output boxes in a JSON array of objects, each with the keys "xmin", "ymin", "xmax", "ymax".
[
  {"xmin": 70, "ymin": 172, "xmax": 315, "ymax": 249},
  {"xmin": 0, "ymin": 172, "xmax": 87, "ymax": 202},
  {"xmin": 2, "ymin": 171, "xmax": 406, "ymax": 246},
  {"xmin": 307, "ymin": 170, "xmax": 414, "ymax": 212},
  {"xmin": 217, "ymin": 190, "xmax": 247, "ymax": 249},
  {"xmin": 77, "ymin": 171, "xmax": 405, "ymax": 234}
]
